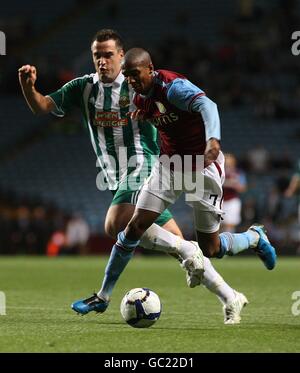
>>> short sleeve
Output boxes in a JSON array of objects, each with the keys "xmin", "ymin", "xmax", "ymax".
[{"xmin": 47, "ymin": 77, "xmax": 86, "ymax": 116}]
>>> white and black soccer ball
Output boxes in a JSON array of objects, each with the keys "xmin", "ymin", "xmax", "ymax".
[{"xmin": 120, "ymin": 288, "xmax": 161, "ymax": 328}]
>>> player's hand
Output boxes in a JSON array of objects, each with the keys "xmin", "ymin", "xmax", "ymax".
[
  {"xmin": 204, "ymin": 138, "xmax": 220, "ymax": 167},
  {"xmin": 127, "ymin": 109, "xmax": 147, "ymax": 121},
  {"xmin": 18, "ymin": 65, "xmax": 37, "ymax": 88}
]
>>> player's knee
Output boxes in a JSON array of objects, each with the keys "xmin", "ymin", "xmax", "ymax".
[
  {"xmin": 199, "ymin": 242, "xmax": 220, "ymax": 258},
  {"xmin": 104, "ymin": 221, "xmax": 117, "ymax": 238},
  {"xmin": 105, "ymin": 219, "xmax": 126, "ymax": 239},
  {"xmin": 127, "ymin": 217, "xmax": 148, "ymax": 237},
  {"xmin": 201, "ymin": 247, "xmax": 215, "ymax": 258},
  {"xmin": 196, "ymin": 231, "xmax": 221, "ymax": 258}
]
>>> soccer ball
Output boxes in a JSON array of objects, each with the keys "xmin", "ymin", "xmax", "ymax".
[{"xmin": 120, "ymin": 288, "xmax": 161, "ymax": 328}]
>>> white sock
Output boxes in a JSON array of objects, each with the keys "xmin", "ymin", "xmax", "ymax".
[
  {"xmin": 140, "ymin": 223, "xmax": 197, "ymax": 259},
  {"xmin": 202, "ymin": 257, "xmax": 236, "ymax": 305},
  {"xmin": 141, "ymin": 226, "xmax": 235, "ymax": 304}
]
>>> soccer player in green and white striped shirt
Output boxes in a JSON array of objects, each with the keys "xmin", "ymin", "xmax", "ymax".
[{"xmin": 19, "ymin": 29, "xmax": 247, "ymax": 324}]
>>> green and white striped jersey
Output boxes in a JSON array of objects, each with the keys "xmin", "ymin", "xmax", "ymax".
[{"xmin": 47, "ymin": 71, "xmax": 159, "ymax": 190}]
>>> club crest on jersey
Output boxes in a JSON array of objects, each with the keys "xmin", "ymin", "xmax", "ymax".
[
  {"xmin": 119, "ymin": 95, "xmax": 130, "ymax": 108},
  {"xmin": 155, "ymin": 101, "xmax": 167, "ymax": 114}
]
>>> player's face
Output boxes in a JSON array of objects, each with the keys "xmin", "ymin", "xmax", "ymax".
[
  {"xmin": 91, "ymin": 39, "xmax": 124, "ymax": 83},
  {"xmin": 122, "ymin": 62, "xmax": 154, "ymax": 95}
]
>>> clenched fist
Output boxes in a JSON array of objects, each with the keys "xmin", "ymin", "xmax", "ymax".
[{"xmin": 18, "ymin": 65, "xmax": 37, "ymax": 88}]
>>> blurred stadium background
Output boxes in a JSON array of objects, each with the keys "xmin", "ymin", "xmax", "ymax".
[{"xmin": 1, "ymin": 0, "xmax": 300, "ymax": 257}]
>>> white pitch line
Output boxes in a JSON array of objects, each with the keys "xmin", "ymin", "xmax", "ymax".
[{"xmin": 6, "ymin": 306, "xmax": 67, "ymax": 311}]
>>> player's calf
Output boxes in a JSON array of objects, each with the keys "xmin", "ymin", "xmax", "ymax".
[{"xmin": 195, "ymin": 231, "xmax": 221, "ymax": 258}]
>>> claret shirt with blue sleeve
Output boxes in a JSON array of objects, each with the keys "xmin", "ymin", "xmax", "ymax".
[{"xmin": 133, "ymin": 70, "xmax": 221, "ymax": 167}]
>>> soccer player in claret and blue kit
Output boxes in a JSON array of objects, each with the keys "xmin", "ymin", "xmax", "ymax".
[{"xmin": 73, "ymin": 48, "xmax": 276, "ymax": 315}]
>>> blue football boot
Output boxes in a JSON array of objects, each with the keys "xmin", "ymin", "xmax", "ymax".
[
  {"xmin": 249, "ymin": 225, "xmax": 277, "ymax": 270},
  {"xmin": 71, "ymin": 293, "xmax": 109, "ymax": 315}
]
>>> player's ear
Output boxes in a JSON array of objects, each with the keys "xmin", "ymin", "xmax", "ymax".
[{"xmin": 149, "ymin": 63, "xmax": 154, "ymax": 75}]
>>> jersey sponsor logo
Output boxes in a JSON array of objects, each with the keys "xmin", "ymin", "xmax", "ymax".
[
  {"xmin": 155, "ymin": 101, "xmax": 167, "ymax": 114},
  {"xmin": 150, "ymin": 112, "xmax": 179, "ymax": 127},
  {"xmin": 119, "ymin": 95, "xmax": 130, "ymax": 108},
  {"xmin": 94, "ymin": 111, "xmax": 128, "ymax": 127}
]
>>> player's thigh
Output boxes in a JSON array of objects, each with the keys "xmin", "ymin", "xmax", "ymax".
[
  {"xmin": 105, "ymin": 204, "xmax": 136, "ymax": 238},
  {"xmin": 187, "ymin": 169, "xmax": 223, "ymax": 254},
  {"xmin": 106, "ymin": 182, "xmax": 144, "ymax": 237},
  {"xmin": 127, "ymin": 176, "xmax": 178, "ymax": 236},
  {"xmin": 131, "ymin": 186, "xmax": 171, "ymax": 233},
  {"xmin": 141, "ymin": 159, "xmax": 182, "ymax": 208},
  {"xmin": 193, "ymin": 206, "xmax": 222, "ymax": 235},
  {"xmin": 185, "ymin": 153, "xmax": 224, "ymax": 214},
  {"xmin": 161, "ymin": 218, "xmax": 183, "ymax": 238},
  {"xmin": 106, "ymin": 194, "xmax": 176, "ymax": 238},
  {"xmin": 193, "ymin": 207, "xmax": 222, "ymax": 257}
]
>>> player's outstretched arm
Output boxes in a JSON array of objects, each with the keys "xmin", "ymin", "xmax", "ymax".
[{"xmin": 18, "ymin": 65, "xmax": 54, "ymax": 115}]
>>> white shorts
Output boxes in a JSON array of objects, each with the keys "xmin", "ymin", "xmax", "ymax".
[
  {"xmin": 136, "ymin": 152, "xmax": 225, "ymax": 233},
  {"xmin": 222, "ymin": 198, "xmax": 242, "ymax": 226}
]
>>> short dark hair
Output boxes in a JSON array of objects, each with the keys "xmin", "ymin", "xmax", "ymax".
[{"xmin": 91, "ymin": 29, "xmax": 124, "ymax": 50}]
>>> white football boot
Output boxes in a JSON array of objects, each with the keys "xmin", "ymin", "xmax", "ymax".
[
  {"xmin": 181, "ymin": 242, "xmax": 205, "ymax": 287},
  {"xmin": 223, "ymin": 291, "xmax": 249, "ymax": 324}
]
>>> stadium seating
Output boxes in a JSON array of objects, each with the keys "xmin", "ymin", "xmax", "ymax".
[
  {"xmin": 0, "ymin": 0, "xmax": 76, "ymax": 33},
  {"xmin": 0, "ymin": 130, "xmax": 111, "ymax": 231},
  {"xmin": 0, "ymin": 98, "xmax": 45, "ymax": 151},
  {"xmin": 35, "ymin": 0, "xmax": 237, "ymax": 68}
]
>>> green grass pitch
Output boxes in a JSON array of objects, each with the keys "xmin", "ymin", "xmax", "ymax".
[{"xmin": 0, "ymin": 256, "xmax": 299, "ymax": 352}]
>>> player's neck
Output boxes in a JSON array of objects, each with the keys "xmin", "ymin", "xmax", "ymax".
[
  {"xmin": 100, "ymin": 70, "xmax": 122, "ymax": 84},
  {"xmin": 142, "ymin": 79, "xmax": 155, "ymax": 96}
]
